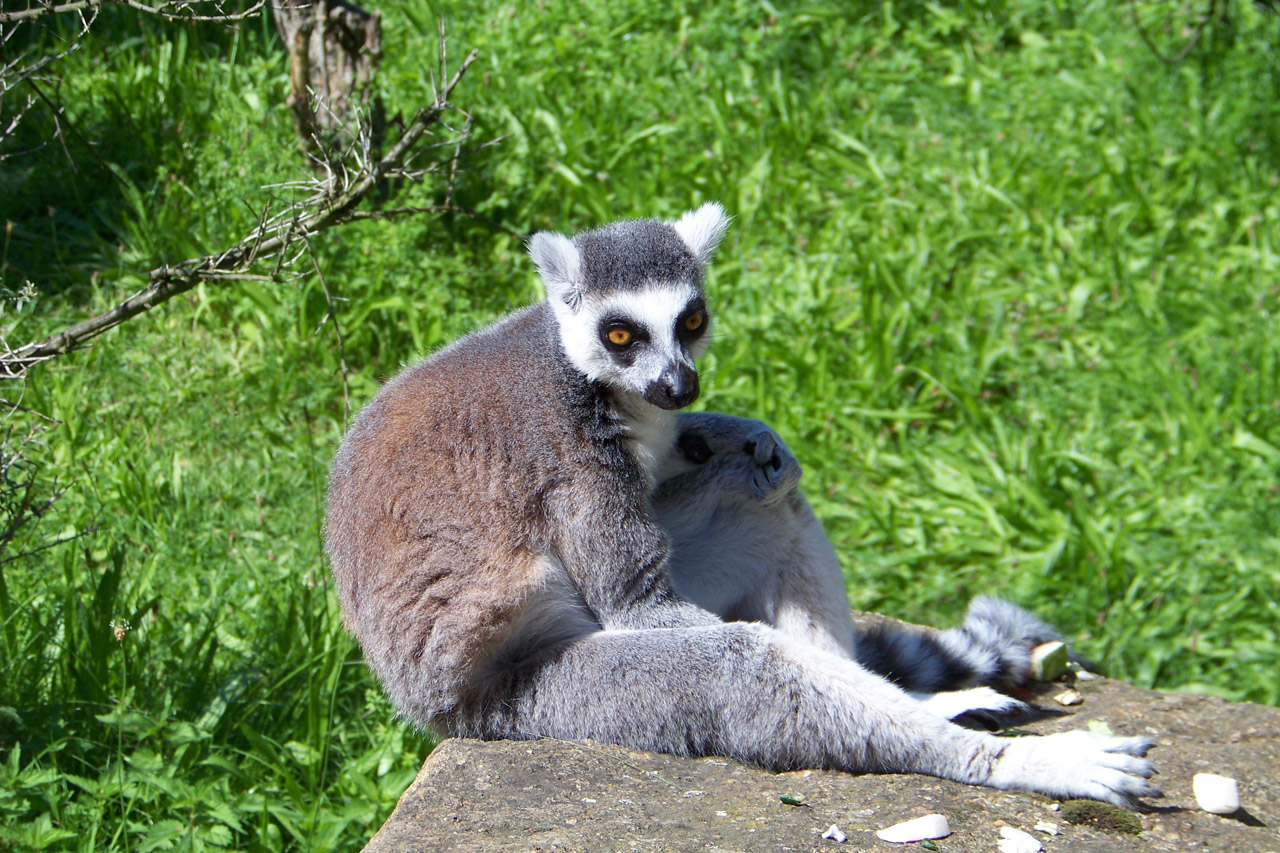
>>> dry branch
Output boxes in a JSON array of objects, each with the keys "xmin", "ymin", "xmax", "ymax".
[
  {"xmin": 0, "ymin": 48, "xmax": 480, "ymax": 379},
  {"xmin": 0, "ymin": 0, "xmax": 264, "ymax": 25}
]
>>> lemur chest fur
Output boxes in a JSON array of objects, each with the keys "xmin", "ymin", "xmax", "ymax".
[{"xmin": 611, "ymin": 394, "xmax": 678, "ymax": 485}]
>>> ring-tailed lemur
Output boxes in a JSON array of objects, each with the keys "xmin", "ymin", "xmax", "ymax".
[
  {"xmin": 325, "ymin": 205, "xmax": 1159, "ymax": 807},
  {"xmin": 654, "ymin": 412, "xmax": 1067, "ymax": 723}
]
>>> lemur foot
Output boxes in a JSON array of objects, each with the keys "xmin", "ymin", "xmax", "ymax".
[
  {"xmin": 742, "ymin": 426, "xmax": 802, "ymax": 505},
  {"xmin": 913, "ymin": 686, "xmax": 1028, "ymax": 729},
  {"xmin": 666, "ymin": 413, "xmax": 804, "ymax": 505},
  {"xmin": 988, "ymin": 730, "xmax": 1160, "ymax": 808}
]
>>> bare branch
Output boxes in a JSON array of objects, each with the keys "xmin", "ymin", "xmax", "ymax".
[
  {"xmin": 0, "ymin": 19, "xmax": 90, "ymax": 101},
  {"xmin": 0, "ymin": 417, "xmax": 70, "ymax": 560},
  {"xmin": 22, "ymin": 76, "xmax": 131, "ymax": 182},
  {"xmin": 0, "ymin": 0, "xmax": 263, "ymax": 25},
  {"xmin": 119, "ymin": 0, "xmax": 264, "ymax": 22},
  {"xmin": 0, "ymin": 48, "xmax": 482, "ymax": 379},
  {"xmin": 0, "ymin": 0, "xmax": 98, "ymax": 24}
]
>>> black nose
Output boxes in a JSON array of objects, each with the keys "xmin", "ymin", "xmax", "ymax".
[{"xmin": 644, "ymin": 363, "xmax": 699, "ymax": 410}]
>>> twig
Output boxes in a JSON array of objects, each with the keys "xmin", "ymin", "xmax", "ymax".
[
  {"xmin": 0, "ymin": 522, "xmax": 97, "ymax": 565},
  {"xmin": 444, "ymin": 115, "xmax": 469, "ymax": 207},
  {"xmin": 0, "ymin": 398, "xmax": 59, "ymax": 421},
  {"xmin": 119, "ymin": 0, "xmax": 265, "ymax": 22},
  {"xmin": 1127, "ymin": 0, "xmax": 1217, "ymax": 65},
  {"xmin": 25, "ymin": 77, "xmax": 133, "ymax": 180},
  {"xmin": 303, "ymin": 234, "xmax": 350, "ymax": 422},
  {"xmin": 340, "ymin": 204, "xmax": 528, "ymax": 239},
  {"xmin": 0, "ymin": 0, "xmax": 98, "ymax": 24},
  {"xmin": 0, "ymin": 49, "xmax": 481, "ymax": 377}
]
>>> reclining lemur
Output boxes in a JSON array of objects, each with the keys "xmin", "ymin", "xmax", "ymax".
[
  {"xmin": 655, "ymin": 411, "xmax": 1069, "ymax": 725},
  {"xmin": 325, "ymin": 204, "xmax": 1158, "ymax": 807}
]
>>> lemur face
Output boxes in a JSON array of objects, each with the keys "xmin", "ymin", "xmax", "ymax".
[
  {"xmin": 567, "ymin": 282, "xmax": 710, "ymax": 409},
  {"xmin": 529, "ymin": 204, "xmax": 730, "ymax": 411}
]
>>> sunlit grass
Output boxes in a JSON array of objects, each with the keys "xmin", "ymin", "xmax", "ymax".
[{"xmin": 1, "ymin": 0, "xmax": 1278, "ymax": 848}]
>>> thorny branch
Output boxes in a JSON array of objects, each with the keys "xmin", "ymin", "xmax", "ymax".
[
  {"xmin": 1, "ymin": 3, "xmax": 262, "ymax": 151},
  {"xmin": 0, "ymin": 48, "xmax": 482, "ymax": 379},
  {"xmin": 0, "ymin": 7, "xmax": 96, "ymax": 153},
  {"xmin": 0, "ymin": 0, "xmax": 265, "ymax": 25},
  {"xmin": 0, "ymin": 420, "xmax": 66, "ymax": 557}
]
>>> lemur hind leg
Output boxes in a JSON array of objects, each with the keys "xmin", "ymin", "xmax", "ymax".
[{"xmin": 452, "ymin": 622, "xmax": 1158, "ymax": 808}]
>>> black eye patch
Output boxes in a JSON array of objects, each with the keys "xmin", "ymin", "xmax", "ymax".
[
  {"xmin": 598, "ymin": 318, "xmax": 649, "ymax": 355},
  {"xmin": 676, "ymin": 300, "xmax": 709, "ymax": 343},
  {"xmin": 677, "ymin": 431, "xmax": 713, "ymax": 465}
]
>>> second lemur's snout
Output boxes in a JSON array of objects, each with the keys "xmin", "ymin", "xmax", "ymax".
[{"xmin": 645, "ymin": 362, "xmax": 699, "ymax": 410}]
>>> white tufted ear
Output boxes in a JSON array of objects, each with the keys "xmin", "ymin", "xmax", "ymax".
[
  {"xmin": 528, "ymin": 231, "xmax": 584, "ymax": 310},
  {"xmin": 672, "ymin": 202, "xmax": 731, "ymax": 265}
]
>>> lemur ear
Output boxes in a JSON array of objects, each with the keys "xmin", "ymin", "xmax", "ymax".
[
  {"xmin": 673, "ymin": 202, "xmax": 731, "ymax": 266},
  {"xmin": 528, "ymin": 231, "xmax": 584, "ymax": 310}
]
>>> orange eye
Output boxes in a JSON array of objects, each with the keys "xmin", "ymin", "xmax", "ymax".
[
  {"xmin": 608, "ymin": 328, "xmax": 633, "ymax": 346},
  {"xmin": 683, "ymin": 312, "xmax": 704, "ymax": 332}
]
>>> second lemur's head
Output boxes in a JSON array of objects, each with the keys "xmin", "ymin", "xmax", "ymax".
[{"xmin": 529, "ymin": 203, "xmax": 730, "ymax": 411}]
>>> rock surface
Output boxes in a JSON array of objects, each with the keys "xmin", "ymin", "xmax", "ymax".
[{"xmin": 364, "ymin": 680, "xmax": 1279, "ymax": 852}]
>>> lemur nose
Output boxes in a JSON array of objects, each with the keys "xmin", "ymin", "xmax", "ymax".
[{"xmin": 644, "ymin": 363, "xmax": 699, "ymax": 410}]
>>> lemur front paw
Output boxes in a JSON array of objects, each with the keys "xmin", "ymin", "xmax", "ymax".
[
  {"xmin": 743, "ymin": 427, "xmax": 802, "ymax": 505},
  {"xmin": 988, "ymin": 730, "xmax": 1160, "ymax": 808}
]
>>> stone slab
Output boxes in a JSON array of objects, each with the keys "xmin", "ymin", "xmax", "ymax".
[{"xmin": 364, "ymin": 677, "xmax": 1280, "ymax": 851}]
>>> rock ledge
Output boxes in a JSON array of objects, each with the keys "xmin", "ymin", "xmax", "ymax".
[{"xmin": 366, "ymin": 678, "xmax": 1278, "ymax": 851}]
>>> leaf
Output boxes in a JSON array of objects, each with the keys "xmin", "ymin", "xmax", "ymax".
[
  {"xmin": 1231, "ymin": 430, "xmax": 1280, "ymax": 464},
  {"xmin": 1087, "ymin": 720, "xmax": 1114, "ymax": 735}
]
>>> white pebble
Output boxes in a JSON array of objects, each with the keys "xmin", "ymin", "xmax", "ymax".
[
  {"xmin": 875, "ymin": 814, "xmax": 951, "ymax": 843},
  {"xmin": 1054, "ymin": 688, "xmax": 1084, "ymax": 706},
  {"xmin": 822, "ymin": 824, "xmax": 847, "ymax": 843},
  {"xmin": 997, "ymin": 826, "xmax": 1043, "ymax": 853},
  {"xmin": 1029, "ymin": 641, "xmax": 1068, "ymax": 681},
  {"xmin": 1033, "ymin": 821, "xmax": 1059, "ymax": 835},
  {"xmin": 1193, "ymin": 772, "xmax": 1240, "ymax": 815}
]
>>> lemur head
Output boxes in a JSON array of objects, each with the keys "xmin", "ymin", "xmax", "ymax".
[{"xmin": 529, "ymin": 203, "xmax": 730, "ymax": 411}]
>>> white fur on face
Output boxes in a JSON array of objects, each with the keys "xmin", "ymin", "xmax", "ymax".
[{"xmin": 551, "ymin": 281, "xmax": 711, "ymax": 394}]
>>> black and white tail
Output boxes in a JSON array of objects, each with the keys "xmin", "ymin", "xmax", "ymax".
[{"xmin": 854, "ymin": 596, "xmax": 1069, "ymax": 694}]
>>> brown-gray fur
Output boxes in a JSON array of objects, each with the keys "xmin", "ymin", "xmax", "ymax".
[
  {"xmin": 324, "ymin": 207, "xmax": 1160, "ymax": 807},
  {"xmin": 327, "ymin": 302, "xmax": 712, "ymax": 725}
]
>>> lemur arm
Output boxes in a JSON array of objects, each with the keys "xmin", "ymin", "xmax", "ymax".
[{"xmin": 546, "ymin": 472, "xmax": 721, "ymax": 631}]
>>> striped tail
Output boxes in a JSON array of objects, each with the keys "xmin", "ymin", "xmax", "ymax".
[{"xmin": 853, "ymin": 596, "xmax": 1069, "ymax": 694}]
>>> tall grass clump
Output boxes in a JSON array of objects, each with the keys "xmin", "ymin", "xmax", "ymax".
[{"xmin": 1, "ymin": 0, "xmax": 1277, "ymax": 848}]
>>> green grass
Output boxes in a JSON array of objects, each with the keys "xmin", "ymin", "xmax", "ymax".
[{"xmin": 1, "ymin": 0, "xmax": 1278, "ymax": 848}]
